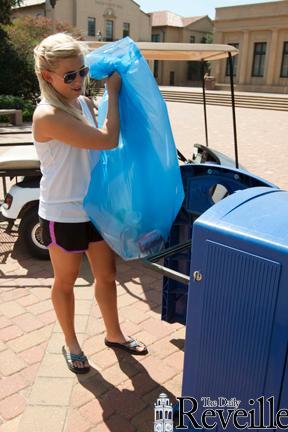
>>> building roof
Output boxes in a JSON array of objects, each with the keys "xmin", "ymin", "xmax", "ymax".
[
  {"xmin": 182, "ymin": 16, "xmax": 207, "ymax": 26},
  {"xmin": 17, "ymin": 0, "xmax": 149, "ymax": 15},
  {"xmin": 149, "ymin": 10, "xmax": 207, "ymax": 28}
]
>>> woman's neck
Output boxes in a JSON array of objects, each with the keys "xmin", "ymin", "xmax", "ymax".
[{"xmin": 69, "ymin": 96, "xmax": 81, "ymax": 111}]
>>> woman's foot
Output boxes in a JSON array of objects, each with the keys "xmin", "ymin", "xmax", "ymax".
[
  {"xmin": 62, "ymin": 345, "xmax": 90, "ymax": 374},
  {"xmin": 64, "ymin": 340, "xmax": 90, "ymax": 369},
  {"xmin": 105, "ymin": 333, "xmax": 148, "ymax": 355}
]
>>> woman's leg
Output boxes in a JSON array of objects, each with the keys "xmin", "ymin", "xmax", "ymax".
[
  {"xmin": 49, "ymin": 244, "xmax": 89, "ymax": 369},
  {"xmin": 85, "ymin": 240, "xmax": 146, "ymax": 353}
]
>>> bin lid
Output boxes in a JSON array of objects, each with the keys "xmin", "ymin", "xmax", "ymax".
[{"xmin": 196, "ymin": 187, "xmax": 288, "ymax": 250}]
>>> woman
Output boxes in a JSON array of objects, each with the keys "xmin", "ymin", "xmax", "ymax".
[{"xmin": 33, "ymin": 33, "xmax": 147, "ymax": 374}]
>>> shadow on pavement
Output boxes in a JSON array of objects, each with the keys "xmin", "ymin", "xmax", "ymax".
[{"xmin": 76, "ymin": 348, "xmax": 176, "ymax": 432}]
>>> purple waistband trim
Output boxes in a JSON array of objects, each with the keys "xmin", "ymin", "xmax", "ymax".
[
  {"xmin": 47, "ymin": 243, "xmax": 87, "ymax": 254},
  {"xmin": 49, "ymin": 221, "xmax": 56, "ymax": 244}
]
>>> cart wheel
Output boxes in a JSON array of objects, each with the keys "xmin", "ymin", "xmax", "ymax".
[{"xmin": 19, "ymin": 208, "xmax": 49, "ymax": 260}]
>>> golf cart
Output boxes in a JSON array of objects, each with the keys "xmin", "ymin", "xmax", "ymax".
[{"xmin": 0, "ymin": 42, "xmax": 258, "ymax": 260}]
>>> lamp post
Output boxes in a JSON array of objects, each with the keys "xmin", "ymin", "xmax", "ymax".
[{"xmin": 50, "ymin": 0, "xmax": 57, "ymax": 34}]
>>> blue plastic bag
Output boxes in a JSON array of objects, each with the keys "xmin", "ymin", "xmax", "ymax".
[{"xmin": 84, "ymin": 37, "xmax": 184, "ymax": 260}]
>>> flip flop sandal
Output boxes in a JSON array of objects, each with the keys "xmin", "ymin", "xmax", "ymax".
[
  {"xmin": 104, "ymin": 336, "xmax": 148, "ymax": 355},
  {"xmin": 62, "ymin": 345, "xmax": 90, "ymax": 374}
]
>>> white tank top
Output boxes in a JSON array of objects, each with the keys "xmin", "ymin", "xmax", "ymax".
[{"xmin": 33, "ymin": 96, "xmax": 100, "ymax": 223}]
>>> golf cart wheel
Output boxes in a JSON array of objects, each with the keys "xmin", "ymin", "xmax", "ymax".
[{"xmin": 19, "ymin": 208, "xmax": 49, "ymax": 260}]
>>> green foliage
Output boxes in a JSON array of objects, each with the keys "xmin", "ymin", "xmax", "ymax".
[
  {"xmin": 0, "ymin": 28, "xmax": 36, "ymax": 99},
  {"xmin": 6, "ymin": 15, "xmax": 83, "ymax": 58},
  {"xmin": 0, "ymin": 0, "xmax": 22, "ymax": 25},
  {"xmin": 0, "ymin": 94, "xmax": 34, "ymax": 121},
  {"xmin": 0, "ymin": 15, "xmax": 83, "ymax": 100},
  {"xmin": 200, "ymin": 33, "xmax": 213, "ymax": 44}
]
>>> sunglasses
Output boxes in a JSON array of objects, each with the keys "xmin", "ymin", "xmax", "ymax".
[
  {"xmin": 64, "ymin": 66, "xmax": 89, "ymax": 84},
  {"xmin": 51, "ymin": 66, "xmax": 89, "ymax": 84}
]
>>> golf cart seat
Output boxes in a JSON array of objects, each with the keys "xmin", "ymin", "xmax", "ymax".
[
  {"xmin": 193, "ymin": 143, "xmax": 221, "ymax": 165},
  {"xmin": 0, "ymin": 145, "xmax": 39, "ymax": 171}
]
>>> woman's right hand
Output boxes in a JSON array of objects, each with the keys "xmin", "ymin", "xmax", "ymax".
[{"xmin": 106, "ymin": 72, "xmax": 121, "ymax": 95}]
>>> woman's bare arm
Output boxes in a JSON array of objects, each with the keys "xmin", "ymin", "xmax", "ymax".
[{"xmin": 33, "ymin": 73, "xmax": 121, "ymax": 150}]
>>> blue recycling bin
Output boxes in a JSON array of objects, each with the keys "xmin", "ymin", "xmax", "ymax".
[
  {"xmin": 162, "ymin": 164, "xmax": 277, "ymax": 325},
  {"xmin": 180, "ymin": 187, "xmax": 288, "ymax": 431}
]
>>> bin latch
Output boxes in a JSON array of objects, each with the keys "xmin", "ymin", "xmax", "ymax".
[{"xmin": 193, "ymin": 271, "xmax": 203, "ymax": 282}]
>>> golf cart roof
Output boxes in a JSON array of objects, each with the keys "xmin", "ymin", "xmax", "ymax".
[{"xmin": 86, "ymin": 41, "xmax": 239, "ymax": 61}]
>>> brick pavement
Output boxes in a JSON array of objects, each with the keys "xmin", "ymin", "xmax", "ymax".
[
  {"xmin": 0, "ymin": 101, "xmax": 287, "ymax": 431},
  {"xmin": 166, "ymin": 102, "xmax": 288, "ymax": 191},
  {"xmin": 0, "ymin": 222, "xmax": 184, "ymax": 432}
]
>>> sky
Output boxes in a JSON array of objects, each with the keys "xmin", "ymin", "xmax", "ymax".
[{"xmin": 137, "ymin": 0, "xmax": 281, "ymax": 19}]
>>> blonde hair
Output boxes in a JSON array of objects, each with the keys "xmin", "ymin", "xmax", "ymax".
[{"xmin": 34, "ymin": 33, "xmax": 89, "ymax": 121}]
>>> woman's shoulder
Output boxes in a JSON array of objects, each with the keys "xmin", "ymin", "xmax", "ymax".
[
  {"xmin": 33, "ymin": 102, "xmax": 61, "ymax": 142},
  {"xmin": 33, "ymin": 102, "xmax": 57, "ymax": 122}
]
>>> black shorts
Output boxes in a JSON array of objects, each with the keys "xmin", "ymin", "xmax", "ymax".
[{"xmin": 39, "ymin": 216, "xmax": 103, "ymax": 253}]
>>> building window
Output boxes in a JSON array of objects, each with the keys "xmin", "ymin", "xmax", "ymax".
[
  {"xmin": 187, "ymin": 62, "xmax": 193, "ymax": 80},
  {"xmin": 88, "ymin": 17, "xmax": 96, "ymax": 37},
  {"xmin": 280, "ymin": 41, "xmax": 288, "ymax": 78},
  {"xmin": 252, "ymin": 42, "xmax": 266, "ymax": 77},
  {"xmin": 123, "ymin": 22, "xmax": 130, "ymax": 38},
  {"xmin": 105, "ymin": 20, "xmax": 113, "ymax": 41},
  {"xmin": 225, "ymin": 43, "xmax": 239, "ymax": 76},
  {"xmin": 154, "ymin": 60, "xmax": 159, "ymax": 78},
  {"xmin": 190, "ymin": 35, "xmax": 195, "ymax": 43},
  {"xmin": 187, "ymin": 62, "xmax": 201, "ymax": 81},
  {"xmin": 152, "ymin": 34, "xmax": 160, "ymax": 42}
]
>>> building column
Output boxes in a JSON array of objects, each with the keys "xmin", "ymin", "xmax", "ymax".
[
  {"xmin": 72, "ymin": 0, "xmax": 77, "ymax": 27},
  {"xmin": 148, "ymin": 60, "xmax": 154, "ymax": 75},
  {"xmin": 214, "ymin": 30, "xmax": 224, "ymax": 45},
  {"xmin": 239, "ymin": 30, "xmax": 250, "ymax": 84},
  {"xmin": 212, "ymin": 31, "xmax": 224, "ymax": 80},
  {"xmin": 45, "ymin": 0, "xmax": 52, "ymax": 20},
  {"xmin": 266, "ymin": 29, "xmax": 279, "ymax": 85}
]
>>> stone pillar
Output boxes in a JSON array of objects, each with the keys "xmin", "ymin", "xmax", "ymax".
[
  {"xmin": 239, "ymin": 30, "xmax": 250, "ymax": 84},
  {"xmin": 72, "ymin": 0, "xmax": 77, "ymax": 27},
  {"xmin": 214, "ymin": 30, "xmax": 224, "ymax": 45},
  {"xmin": 266, "ymin": 29, "xmax": 279, "ymax": 85},
  {"xmin": 211, "ymin": 31, "xmax": 224, "ymax": 81},
  {"xmin": 148, "ymin": 60, "xmax": 154, "ymax": 75}
]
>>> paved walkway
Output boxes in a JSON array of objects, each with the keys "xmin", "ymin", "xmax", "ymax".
[
  {"xmin": 0, "ymin": 101, "xmax": 287, "ymax": 431},
  {"xmin": 167, "ymin": 102, "xmax": 288, "ymax": 191},
  {"xmin": 0, "ymin": 224, "xmax": 184, "ymax": 432}
]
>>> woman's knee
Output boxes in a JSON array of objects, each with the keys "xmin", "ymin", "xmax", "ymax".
[
  {"xmin": 53, "ymin": 272, "xmax": 78, "ymax": 292},
  {"xmin": 94, "ymin": 269, "xmax": 116, "ymax": 286}
]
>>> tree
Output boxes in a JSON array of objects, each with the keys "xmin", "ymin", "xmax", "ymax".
[
  {"xmin": 0, "ymin": 0, "xmax": 22, "ymax": 25},
  {"xmin": 201, "ymin": 33, "xmax": 213, "ymax": 44},
  {"xmin": 1, "ymin": 15, "xmax": 83, "ymax": 99}
]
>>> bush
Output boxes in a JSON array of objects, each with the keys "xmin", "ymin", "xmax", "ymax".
[
  {"xmin": 0, "ymin": 95, "xmax": 34, "ymax": 121},
  {"xmin": 1, "ymin": 16, "xmax": 83, "ymax": 99}
]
